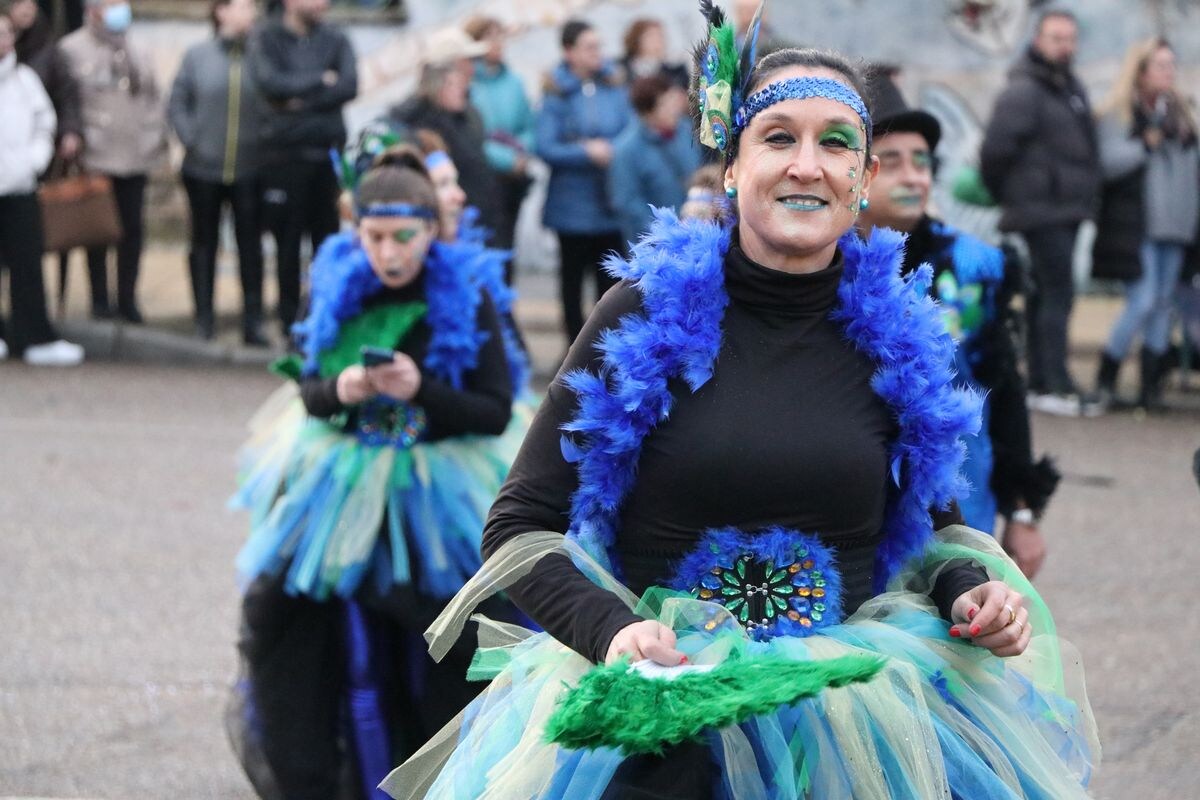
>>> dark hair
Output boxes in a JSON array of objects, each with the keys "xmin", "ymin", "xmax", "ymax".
[
  {"xmin": 355, "ymin": 145, "xmax": 439, "ymax": 218},
  {"xmin": 700, "ymin": 47, "xmax": 871, "ymax": 162},
  {"xmin": 561, "ymin": 19, "xmax": 591, "ymax": 49},
  {"xmin": 622, "ymin": 18, "xmax": 661, "ymax": 61},
  {"xmin": 630, "ymin": 74, "xmax": 674, "ymax": 116},
  {"xmin": 1035, "ymin": 8, "xmax": 1078, "ymax": 34}
]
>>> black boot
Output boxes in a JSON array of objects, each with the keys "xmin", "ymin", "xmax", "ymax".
[
  {"xmin": 190, "ymin": 249, "xmax": 215, "ymax": 340},
  {"xmin": 1139, "ymin": 347, "xmax": 1167, "ymax": 411},
  {"xmin": 242, "ymin": 314, "xmax": 268, "ymax": 347},
  {"xmin": 195, "ymin": 313, "xmax": 216, "ymax": 340},
  {"xmin": 87, "ymin": 248, "xmax": 112, "ymax": 319},
  {"xmin": 1092, "ymin": 352, "xmax": 1121, "ymax": 410}
]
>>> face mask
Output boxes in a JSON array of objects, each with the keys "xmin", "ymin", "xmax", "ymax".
[{"xmin": 101, "ymin": 2, "xmax": 132, "ymax": 34}]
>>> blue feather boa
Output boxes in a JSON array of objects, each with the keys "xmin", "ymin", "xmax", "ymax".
[
  {"xmin": 291, "ymin": 213, "xmax": 528, "ymax": 394},
  {"xmin": 929, "ymin": 220, "xmax": 1005, "ymax": 287},
  {"xmin": 457, "ymin": 208, "xmax": 531, "ymax": 395},
  {"xmin": 560, "ymin": 209, "xmax": 982, "ymax": 589}
]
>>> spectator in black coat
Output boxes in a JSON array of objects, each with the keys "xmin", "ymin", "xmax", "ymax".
[
  {"xmin": 980, "ymin": 9, "xmax": 1100, "ymax": 414},
  {"xmin": 36, "ymin": 0, "xmax": 81, "ymax": 33},
  {"xmin": 388, "ymin": 28, "xmax": 501, "ymax": 235},
  {"xmin": 248, "ymin": 0, "xmax": 356, "ymax": 332}
]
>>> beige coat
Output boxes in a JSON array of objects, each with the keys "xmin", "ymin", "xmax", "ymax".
[{"xmin": 59, "ymin": 26, "xmax": 166, "ymax": 177}]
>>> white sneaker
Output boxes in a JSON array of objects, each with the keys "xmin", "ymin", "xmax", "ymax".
[
  {"xmin": 0, "ymin": 338, "xmax": 8, "ymax": 361},
  {"xmin": 1026, "ymin": 391, "xmax": 1081, "ymax": 418},
  {"xmin": 23, "ymin": 339, "xmax": 85, "ymax": 367}
]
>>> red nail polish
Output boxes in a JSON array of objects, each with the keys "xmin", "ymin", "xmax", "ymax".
[
  {"xmin": 679, "ymin": 656, "xmax": 689, "ymax": 665},
  {"xmin": 949, "ymin": 627, "xmax": 961, "ymax": 638},
  {"xmin": 967, "ymin": 607, "xmax": 977, "ymax": 621},
  {"xmin": 969, "ymin": 624, "xmax": 982, "ymax": 637}
]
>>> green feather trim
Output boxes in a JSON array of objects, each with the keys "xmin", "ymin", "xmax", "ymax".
[
  {"xmin": 711, "ymin": 22, "xmax": 738, "ymax": 88},
  {"xmin": 316, "ymin": 301, "xmax": 427, "ymax": 379},
  {"xmin": 544, "ymin": 653, "xmax": 887, "ymax": 755}
]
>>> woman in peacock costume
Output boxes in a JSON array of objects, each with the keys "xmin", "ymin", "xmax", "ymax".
[
  {"xmin": 226, "ymin": 141, "xmax": 532, "ymax": 800},
  {"xmin": 379, "ymin": 3, "xmax": 1098, "ymax": 799}
]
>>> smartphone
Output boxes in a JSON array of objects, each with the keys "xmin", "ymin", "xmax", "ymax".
[{"xmin": 360, "ymin": 345, "xmax": 396, "ymax": 367}]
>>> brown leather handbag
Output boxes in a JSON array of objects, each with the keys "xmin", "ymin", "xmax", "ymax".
[{"xmin": 37, "ymin": 165, "xmax": 123, "ymax": 253}]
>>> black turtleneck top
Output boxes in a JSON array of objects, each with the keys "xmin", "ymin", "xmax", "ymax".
[{"xmin": 484, "ymin": 243, "xmax": 985, "ymax": 664}]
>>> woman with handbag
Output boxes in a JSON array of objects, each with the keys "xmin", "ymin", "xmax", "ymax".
[
  {"xmin": 60, "ymin": 0, "xmax": 166, "ymax": 324},
  {"xmin": 0, "ymin": 10, "xmax": 83, "ymax": 366}
]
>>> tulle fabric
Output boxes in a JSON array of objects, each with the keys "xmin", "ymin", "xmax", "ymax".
[
  {"xmin": 230, "ymin": 383, "xmax": 534, "ymax": 600},
  {"xmin": 381, "ymin": 526, "xmax": 1098, "ymax": 799}
]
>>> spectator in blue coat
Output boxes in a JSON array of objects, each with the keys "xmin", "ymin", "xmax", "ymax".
[
  {"xmin": 609, "ymin": 74, "xmax": 700, "ymax": 247},
  {"xmin": 465, "ymin": 14, "xmax": 534, "ymax": 282},
  {"xmin": 536, "ymin": 18, "xmax": 630, "ymax": 345}
]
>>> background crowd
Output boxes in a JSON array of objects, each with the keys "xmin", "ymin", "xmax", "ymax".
[{"xmin": 0, "ymin": 0, "xmax": 1198, "ymax": 420}]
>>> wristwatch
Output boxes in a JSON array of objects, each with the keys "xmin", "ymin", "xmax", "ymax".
[{"xmin": 1009, "ymin": 508, "xmax": 1035, "ymax": 525}]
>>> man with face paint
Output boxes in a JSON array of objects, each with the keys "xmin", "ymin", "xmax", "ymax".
[
  {"xmin": 859, "ymin": 69, "xmax": 1059, "ymax": 579},
  {"xmin": 60, "ymin": 0, "xmax": 166, "ymax": 323}
]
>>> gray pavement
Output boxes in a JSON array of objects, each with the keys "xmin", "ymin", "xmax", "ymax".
[{"xmin": 2, "ymin": 251, "xmax": 1199, "ymax": 798}]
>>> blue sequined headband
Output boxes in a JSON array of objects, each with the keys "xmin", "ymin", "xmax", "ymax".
[
  {"xmin": 734, "ymin": 76, "xmax": 872, "ymax": 148},
  {"xmin": 356, "ymin": 202, "xmax": 438, "ymax": 220}
]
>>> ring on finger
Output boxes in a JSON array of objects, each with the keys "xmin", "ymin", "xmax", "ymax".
[{"xmin": 1004, "ymin": 604, "xmax": 1016, "ymax": 626}]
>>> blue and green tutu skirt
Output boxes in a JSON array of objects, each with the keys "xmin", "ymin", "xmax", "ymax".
[
  {"xmin": 230, "ymin": 383, "xmax": 534, "ymax": 601},
  {"xmin": 380, "ymin": 526, "xmax": 1099, "ymax": 799}
]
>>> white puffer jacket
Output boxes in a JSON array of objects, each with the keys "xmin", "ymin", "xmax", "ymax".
[{"xmin": 0, "ymin": 52, "xmax": 56, "ymax": 195}]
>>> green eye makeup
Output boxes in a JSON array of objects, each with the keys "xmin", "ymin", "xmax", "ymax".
[
  {"xmin": 820, "ymin": 124, "xmax": 863, "ymax": 150},
  {"xmin": 393, "ymin": 229, "xmax": 421, "ymax": 244}
]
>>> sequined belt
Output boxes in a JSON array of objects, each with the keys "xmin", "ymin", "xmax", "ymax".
[
  {"xmin": 353, "ymin": 398, "xmax": 428, "ymax": 448},
  {"xmin": 668, "ymin": 526, "xmax": 844, "ymax": 641}
]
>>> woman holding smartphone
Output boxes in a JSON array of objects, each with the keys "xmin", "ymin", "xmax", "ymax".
[{"xmin": 227, "ymin": 141, "xmax": 527, "ymax": 800}]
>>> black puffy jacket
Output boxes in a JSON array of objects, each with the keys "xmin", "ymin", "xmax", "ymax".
[{"xmin": 980, "ymin": 48, "xmax": 1100, "ymax": 233}]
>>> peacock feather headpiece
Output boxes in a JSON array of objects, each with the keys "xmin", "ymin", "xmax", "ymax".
[
  {"xmin": 330, "ymin": 120, "xmax": 438, "ymax": 220},
  {"xmin": 692, "ymin": 0, "xmax": 763, "ymax": 154},
  {"xmin": 692, "ymin": 1, "xmax": 872, "ymax": 158}
]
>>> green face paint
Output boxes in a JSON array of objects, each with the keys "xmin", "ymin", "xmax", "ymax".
[
  {"xmin": 819, "ymin": 123, "xmax": 863, "ymax": 151},
  {"xmin": 392, "ymin": 228, "xmax": 420, "ymax": 244}
]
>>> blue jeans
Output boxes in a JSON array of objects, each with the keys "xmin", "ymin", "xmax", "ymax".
[{"xmin": 1104, "ymin": 240, "xmax": 1185, "ymax": 358}]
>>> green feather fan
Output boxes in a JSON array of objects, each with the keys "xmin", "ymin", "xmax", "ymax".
[{"xmin": 544, "ymin": 652, "xmax": 887, "ymax": 755}]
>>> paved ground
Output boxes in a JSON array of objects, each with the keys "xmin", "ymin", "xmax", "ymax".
[{"xmin": 2, "ymin": 247, "xmax": 1198, "ymax": 798}]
